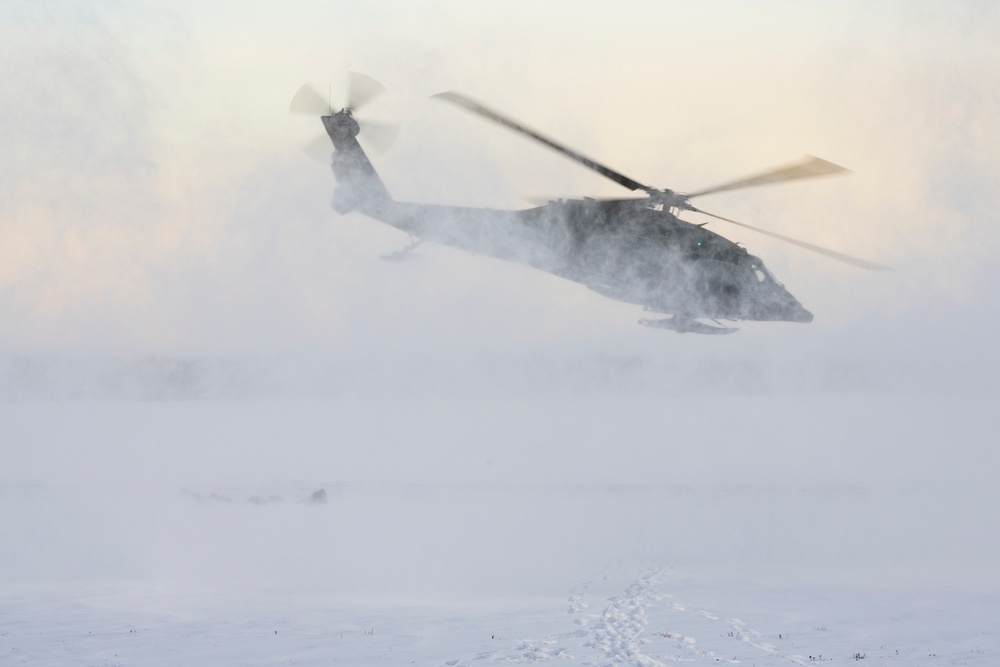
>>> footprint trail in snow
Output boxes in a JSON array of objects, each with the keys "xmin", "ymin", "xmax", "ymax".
[{"xmin": 448, "ymin": 568, "xmax": 814, "ymax": 665}]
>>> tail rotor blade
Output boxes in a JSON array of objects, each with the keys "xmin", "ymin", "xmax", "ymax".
[
  {"xmin": 690, "ymin": 206, "xmax": 888, "ymax": 270},
  {"xmin": 289, "ymin": 84, "xmax": 330, "ymax": 115},
  {"xmin": 300, "ymin": 135, "xmax": 334, "ymax": 162},
  {"xmin": 348, "ymin": 71, "xmax": 386, "ymax": 112},
  {"xmin": 358, "ymin": 119, "xmax": 401, "ymax": 154}
]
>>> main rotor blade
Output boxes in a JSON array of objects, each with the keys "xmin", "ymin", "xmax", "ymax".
[
  {"xmin": 524, "ymin": 195, "xmax": 649, "ymax": 206},
  {"xmin": 290, "ymin": 83, "xmax": 330, "ymax": 115},
  {"xmin": 685, "ymin": 156, "xmax": 849, "ymax": 199},
  {"xmin": 348, "ymin": 72, "xmax": 386, "ymax": 112},
  {"xmin": 690, "ymin": 206, "xmax": 888, "ymax": 270},
  {"xmin": 434, "ymin": 91, "xmax": 653, "ymax": 194}
]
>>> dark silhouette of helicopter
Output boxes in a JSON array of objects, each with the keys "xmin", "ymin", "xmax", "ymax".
[{"xmin": 291, "ymin": 74, "xmax": 884, "ymax": 335}]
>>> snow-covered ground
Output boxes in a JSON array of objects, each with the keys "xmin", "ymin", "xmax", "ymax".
[
  {"xmin": 2, "ymin": 393, "xmax": 998, "ymax": 665},
  {"xmin": 4, "ymin": 570, "xmax": 996, "ymax": 665}
]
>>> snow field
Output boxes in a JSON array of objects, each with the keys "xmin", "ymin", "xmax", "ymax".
[{"xmin": 2, "ymin": 393, "xmax": 998, "ymax": 664}]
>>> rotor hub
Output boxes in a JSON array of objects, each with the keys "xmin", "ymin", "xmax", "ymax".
[
  {"xmin": 649, "ymin": 189, "xmax": 693, "ymax": 211},
  {"xmin": 322, "ymin": 110, "xmax": 361, "ymax": 141}
]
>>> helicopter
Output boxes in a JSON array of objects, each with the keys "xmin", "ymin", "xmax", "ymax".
[{"xmin": 290, "ymin": 73, "xmax": 884, "ymax": 335}]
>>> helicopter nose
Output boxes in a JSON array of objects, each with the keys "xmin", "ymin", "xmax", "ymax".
[
  {"xmin": 758, "ymin": 288, "xmax": 813, "ymax": 323},
  {"xmin": 778, "ymin": 289, "xmax": 813, "ymax": 323},
  {"xmin": 789, "ymin": 303, "xmax": 814, "ymax": 323}
]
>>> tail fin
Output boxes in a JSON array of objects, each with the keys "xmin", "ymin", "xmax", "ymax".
[{"xmin": 322, "ymin": 111, "xmax": 392, "ymax": 214}]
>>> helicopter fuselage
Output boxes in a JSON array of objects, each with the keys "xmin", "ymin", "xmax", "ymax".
[{"xmin": 322, "ymin": 109, "xmax": 813, "ymax": 326}]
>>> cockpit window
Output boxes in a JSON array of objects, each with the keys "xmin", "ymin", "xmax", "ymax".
[{"xmin": 745, "ymin": 256, "xmax": 783, "ymax": 286}]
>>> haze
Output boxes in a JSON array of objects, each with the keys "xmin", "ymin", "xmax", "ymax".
[{"xmin": 1, "ymin": 2, "xmax": 999, "ymax": 664}]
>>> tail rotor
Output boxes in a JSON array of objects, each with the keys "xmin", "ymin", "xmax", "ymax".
[{"xmin": 290, "ymin": 72, "xmax": 400, "ymax": 154}]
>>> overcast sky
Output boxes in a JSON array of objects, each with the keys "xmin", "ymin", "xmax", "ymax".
[{"xmin": 1, "ymin": 0, "xmax": 998, "ymax": 393}]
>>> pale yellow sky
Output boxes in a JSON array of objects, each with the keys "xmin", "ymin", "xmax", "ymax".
[{"xmin": 1, "ymin": 0, "xmax": 998, "ymax": 355}]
